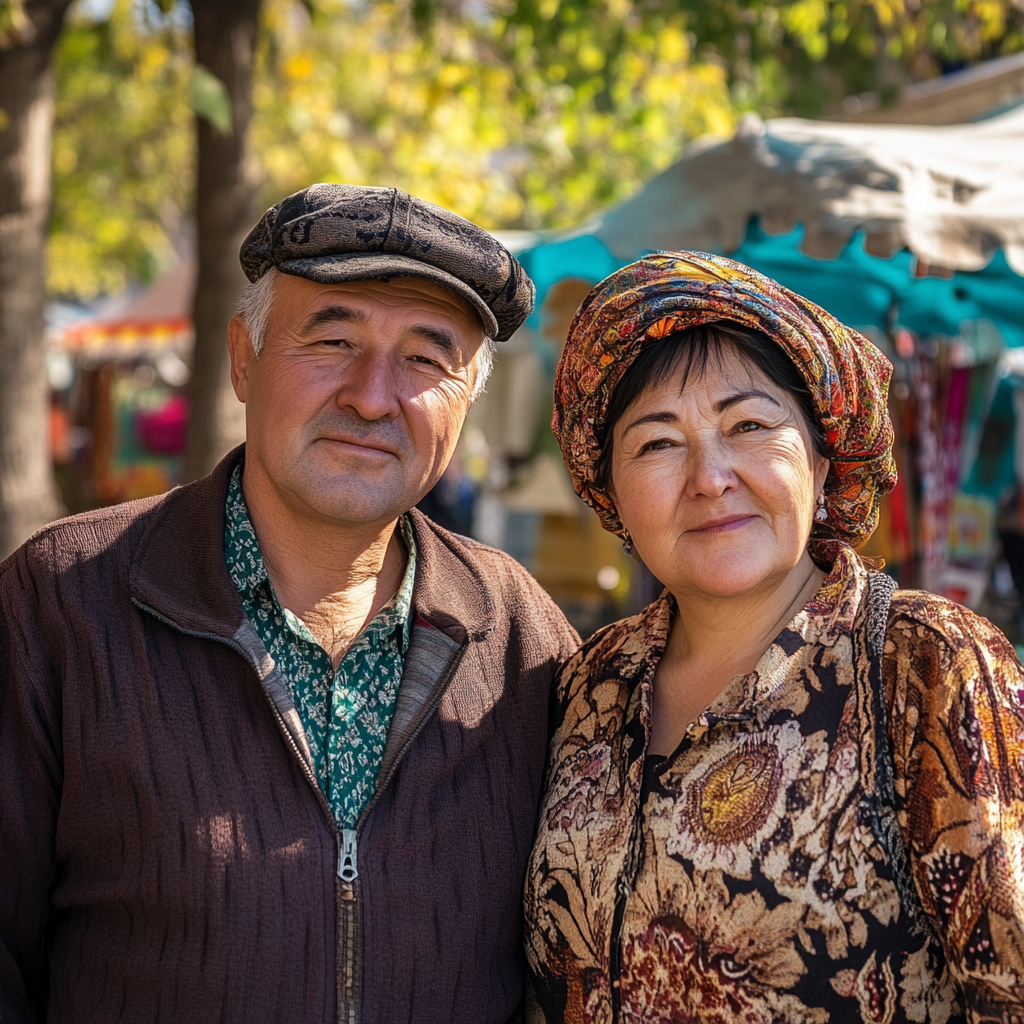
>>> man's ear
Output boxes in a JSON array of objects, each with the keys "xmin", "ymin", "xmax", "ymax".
[{"xmin": 227, "ymin": 315, "xmax": 255, "ymax": 403}]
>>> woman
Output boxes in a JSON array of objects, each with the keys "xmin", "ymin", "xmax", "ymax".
[{"xmin": 524, "ymin": 252, "xmax": 1024, "ymax": 1024}]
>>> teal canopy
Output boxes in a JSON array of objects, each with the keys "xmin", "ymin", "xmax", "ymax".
[
  {"xmin": 518, "ymin": 108, "xmax": 1024, "ymax": 348},
  {"xmin": 519, "ymin": 221, "xmax": 1024, "ymax": 347}
]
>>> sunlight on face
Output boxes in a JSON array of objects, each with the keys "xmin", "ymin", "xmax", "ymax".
[
  {"xmin": 230, "ymin": 274, "xmax": 485, "ymax": 527},
  {"xmin": 609, "ymin": 343, "xmax": 829, "ymax": 602}
]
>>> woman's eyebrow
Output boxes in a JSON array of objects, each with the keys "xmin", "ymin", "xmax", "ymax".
[
  {"xmin": 713, "ymin": 389, "xmax": 781, "ymax": 413},
  {"xmin": 622, "ymin": 389, "xmax": 782, "ymax": 439},
  {"xmin": 621, "ymin": 411, "xmax": 678, "ymax": 440}
]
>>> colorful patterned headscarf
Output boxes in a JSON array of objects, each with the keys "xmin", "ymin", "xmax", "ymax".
[{"xmin": 551, "ymin": 251, "xmax": 897, "ymax": 565}]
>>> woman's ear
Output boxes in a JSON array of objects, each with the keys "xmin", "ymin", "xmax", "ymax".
[{"xmin": 814, "ymin": 458, "xmax": 831, "ymax": 499}]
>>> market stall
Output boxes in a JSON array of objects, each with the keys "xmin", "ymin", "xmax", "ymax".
[
  {"xmin": 47, "ymin": 260, "xmax": 194, "ymax": 510},
  {"xmin": 473, "ymin": 105, "xmax": 1024, "ymax": 630}
]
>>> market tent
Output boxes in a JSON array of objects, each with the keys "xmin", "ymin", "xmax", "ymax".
[
  {"xmin": 518, "ymin": 105, "xmax": 1024, "ymax": 345},
  {"xmin": 50, "ymin": 259, "xmax": 195, "ymax": 361},
  {"xmin": 46, "ymin": 260, "xmax": 196, "ymax": 509}
]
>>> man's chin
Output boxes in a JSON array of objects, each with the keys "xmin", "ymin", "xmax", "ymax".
[{"xmin": 291, "ymin": 475, "xmax": 413, "ymax": 528}]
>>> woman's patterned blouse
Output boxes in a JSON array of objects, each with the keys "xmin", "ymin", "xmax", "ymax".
[{"xmin": 525, "ymin": 547, "xmax": 1024, "ymax": 1024}]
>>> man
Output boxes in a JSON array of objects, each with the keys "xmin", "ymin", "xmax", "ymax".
[{"xmin": 0, "ymin": 185, "xmax": 579, "ymax": 1023}]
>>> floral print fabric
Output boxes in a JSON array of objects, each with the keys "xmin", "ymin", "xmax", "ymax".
[
  {"xmin": 550, "ymin": 252, "xmax": 897, "ymax": 565},
  {"xmin": 525, "ymin": 548, "xmax": 1024, "ymax": 1023},
  {"xmin": 224, "ymin": 465, "xmax": 416, "ymax": 829}
]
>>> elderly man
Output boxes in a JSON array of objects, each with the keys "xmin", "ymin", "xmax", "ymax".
[{"xmin": 0, "ymin": 185, "xmax": 578, "ymax": 1023}]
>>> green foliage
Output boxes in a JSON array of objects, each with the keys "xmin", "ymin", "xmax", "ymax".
[
  {"xmin": 253, "ymin": 0, "xmax": 735, "ymax": 230},
  {"xmin": 0, "ymin": 0, "xmax": 32, "ymax": 47},
  {"xmin": 668, "ymin": 0, "xmax": 1024, "ymax": 116},
  {"xmin": 190, "ymin": 63, "xmax": 232, "ymax": 135},
  {"xmin": 47, "ymin": 0, "xmax": 1024, "ymax": 297},
  {"xmin": 50, "ymin": 0, "xmax": 193, "ymax": 297}
]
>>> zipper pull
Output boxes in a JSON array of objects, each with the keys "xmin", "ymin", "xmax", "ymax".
[{"xmin": 338, "ymin": 828, "xmax": 358, "ymax": 882}]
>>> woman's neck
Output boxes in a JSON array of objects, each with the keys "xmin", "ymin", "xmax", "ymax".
[
  {"xmin": 648, "ymin": 555, "xmax": 826, "ymax": 755},
  {"xmin": 672, "ymin": 555, "xmax": 824, "ymax": 667}
]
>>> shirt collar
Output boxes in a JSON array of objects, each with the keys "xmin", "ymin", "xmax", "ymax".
[
  {"xmin": 788, "ymin": 545, "xmax": 867, "ymax": 647},
  {"xmin": 709, "ymin": 545, "xmax": 868, "ymax": 719},
  {"xmin": 633, "ymin": 544, "xmax": 868, "ymax": 727},
  {"xmin": 224, "ymin": 463, "xmax": 268, "ymax": 595},
  {"xmin": 224, "ymin": 464, "xmax": 417, "ymax": 652}
]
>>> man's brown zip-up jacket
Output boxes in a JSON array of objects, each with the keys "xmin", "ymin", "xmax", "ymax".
[{"xmin": 0, "ymin": 447, "xmax": 579, "ymax": 1024}]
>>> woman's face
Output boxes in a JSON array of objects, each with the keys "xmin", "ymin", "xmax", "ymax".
[{"xmin": 609, "ymin": 343, "xmax": 830, "ymax": 602}]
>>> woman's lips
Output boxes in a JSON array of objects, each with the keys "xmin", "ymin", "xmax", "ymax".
[{"xmin": 687, "ymin": 514, "xmax": 757, "ymax": 535}]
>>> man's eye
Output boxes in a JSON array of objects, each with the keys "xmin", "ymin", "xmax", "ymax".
[{"xmin": 410, "ymin": 355, "xmax": 440, "ymax": 367}]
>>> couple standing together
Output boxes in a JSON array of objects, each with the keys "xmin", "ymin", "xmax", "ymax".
[{"xmin": 2, "ymin": 184, "xmax": 1023, "ymax": 1024}]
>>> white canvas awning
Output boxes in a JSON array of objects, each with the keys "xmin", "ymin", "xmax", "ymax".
[{"xmin": 587, "ymin": 106, "xmax": 1024, "ymax": 276}]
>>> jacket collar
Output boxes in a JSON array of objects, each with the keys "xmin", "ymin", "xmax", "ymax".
[
  {"xmin": 404, "ymin": 507, "xmax": 495, "ymax": 643},
  {"xmin": 129, "ymin": 444, "xmax": 494, "ymax": 644}
]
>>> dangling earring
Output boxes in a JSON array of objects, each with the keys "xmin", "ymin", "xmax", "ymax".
[
  {"xmin": 622, "ymin": 531, "xmax": 633, "ymax": 556},
  {"xmin": 815, "ymin": 494, "xmax": 828, "ymax": 522}
]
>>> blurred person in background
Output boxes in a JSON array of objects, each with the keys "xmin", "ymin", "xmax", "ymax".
[
  {"xmin": 525, "ymin": 253, "xmax": 1024, "ymax": 1023},
  {"xmin": 0, "ymin": 184, "xmax": 578, "ymax": 1024},
  {"xmin": 417, "ymin": 452, "xmax": 477, "ymax": 535}
]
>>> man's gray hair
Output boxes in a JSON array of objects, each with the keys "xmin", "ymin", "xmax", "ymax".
[
  {"xmin": 235, "ymin": 267, "xmax": 496, "ymax": 400},
  {"xmin": 236, "ymin": 269, "xmax": 278, "ymax": 359}
]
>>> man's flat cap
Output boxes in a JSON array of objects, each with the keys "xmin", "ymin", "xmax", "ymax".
[{"xmin": 240, "ymin": 184, "xmax": 534, "ymax": 342}]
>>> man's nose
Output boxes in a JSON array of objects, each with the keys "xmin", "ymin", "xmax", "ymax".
[
  {"xmin": 335, "ymin": 350, "xmax": 400, "ymax": 422},
  {"xmin": 683, "ymin": 435, "xmax": 735, "ymax": 498}
]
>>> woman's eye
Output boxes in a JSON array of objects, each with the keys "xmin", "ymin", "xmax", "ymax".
[
  {"xmin": 735, "ymin": 421, "xmax": 762, "ymax": 433},
  {"xmin": 639, "ymin": 438, "xmax": 672, "ymax": 454}
]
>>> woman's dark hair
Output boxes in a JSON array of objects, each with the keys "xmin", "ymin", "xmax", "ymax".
[{"xmin": 595, "ymin": 321, "xmax": 828, "ymax": 491}]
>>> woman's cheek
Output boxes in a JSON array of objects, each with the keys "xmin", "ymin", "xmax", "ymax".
[
  {"xmin": 620, "ymin": 457, "xmax": 683, "ymax": 527},
  {"xmin": 741, "ymin": 440, "xmax": 816, "ymax": 501}
]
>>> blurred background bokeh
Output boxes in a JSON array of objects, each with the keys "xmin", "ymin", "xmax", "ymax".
[{"xmin": 3, "ymin": 0, "xmax": 1024, "ymax": 637}]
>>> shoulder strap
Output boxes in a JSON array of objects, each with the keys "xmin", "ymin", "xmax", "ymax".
[{"xmin": 858, "ymin": 571, "xmax": 931, "ymax": 936}]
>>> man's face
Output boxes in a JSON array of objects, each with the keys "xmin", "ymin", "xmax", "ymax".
[{"xmin": 229, "ymin": 273, "xmax": 485, "ymax": 528}]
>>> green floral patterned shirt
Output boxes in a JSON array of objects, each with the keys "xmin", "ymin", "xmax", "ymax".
[{"xmin": 223, "ymin": 465, "xmax": 416, "ymax": 829}]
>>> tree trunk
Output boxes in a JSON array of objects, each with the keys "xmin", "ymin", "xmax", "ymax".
[
  {"xmin": 185, "ymin": 0, "xmax": 262, "ymax": 481},
  {"xmin": 0, "ymin": 0, "xmax": 70, "ymax": 558}
]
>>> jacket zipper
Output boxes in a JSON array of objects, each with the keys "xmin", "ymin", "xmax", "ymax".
[
  {"xmin": 132, "ymin": 601, "xmax": 352, "ymax": 1016},
  {"xmin": 333, "ymin": 640, "xmax": 469, "ymax": 1023},
  {"xmin": 135, "ymin": 599, "xmax": 469, "ymax": 1024},
  {"xmin": 338, "ymin": 828, "xmax": 358, "ymax": 882}
]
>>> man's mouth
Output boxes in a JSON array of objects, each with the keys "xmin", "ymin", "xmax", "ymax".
[{"xmin": 318, "ymin": 435, "xmax": 398, "ymax": 458}]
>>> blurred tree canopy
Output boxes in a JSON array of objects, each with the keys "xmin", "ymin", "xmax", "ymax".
[
  {"xmin": 48, "ymin": 0, "xmax": 1024, "ymax": 300},
  {"xmin": 664, "ymin": 0, "xmax": 1024, "ymax": 115},
  {"xmin": 254, "ymin": 0, "xmax": 734, "ymax": 230},
  {"xmin": 50, "ymin": 1, "xmax": 193, "ymax": 297}
]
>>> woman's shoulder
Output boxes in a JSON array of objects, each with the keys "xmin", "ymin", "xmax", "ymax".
[
  {"xmin": 887, "ymin": 587, "xmax": 1019, "ymax": 662},
  {"xmin": 555, "ymin": 598, "xmax": 670, "ymax": 697},
  {"xmin": 884, "ymin": 587, "xmax": 1023, "ymax": 719}
]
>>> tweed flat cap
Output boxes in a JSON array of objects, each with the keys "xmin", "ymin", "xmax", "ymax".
[{"xmin": 239, "ymin": 183, "xmax": 534, "ymax": 342}]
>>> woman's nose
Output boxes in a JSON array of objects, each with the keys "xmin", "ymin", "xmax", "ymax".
[{"xmin": 683, "ymin": 435, "xmax": 735, "ymax": 498}]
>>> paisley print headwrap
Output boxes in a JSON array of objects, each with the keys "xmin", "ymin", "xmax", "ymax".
[{"xmin": 551, "ymin": 251, "xmax": 897, "ymax": 565}]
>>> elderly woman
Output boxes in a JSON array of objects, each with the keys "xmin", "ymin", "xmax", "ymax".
[{"xmin": 524, "ymin": 252, "xmax": 1024, "ymax": 1024}]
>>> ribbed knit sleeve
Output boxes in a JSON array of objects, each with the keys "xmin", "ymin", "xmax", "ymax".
[{"xmin": 0, "ymin": 540, "xmax": 64, "ymax": 1021}]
